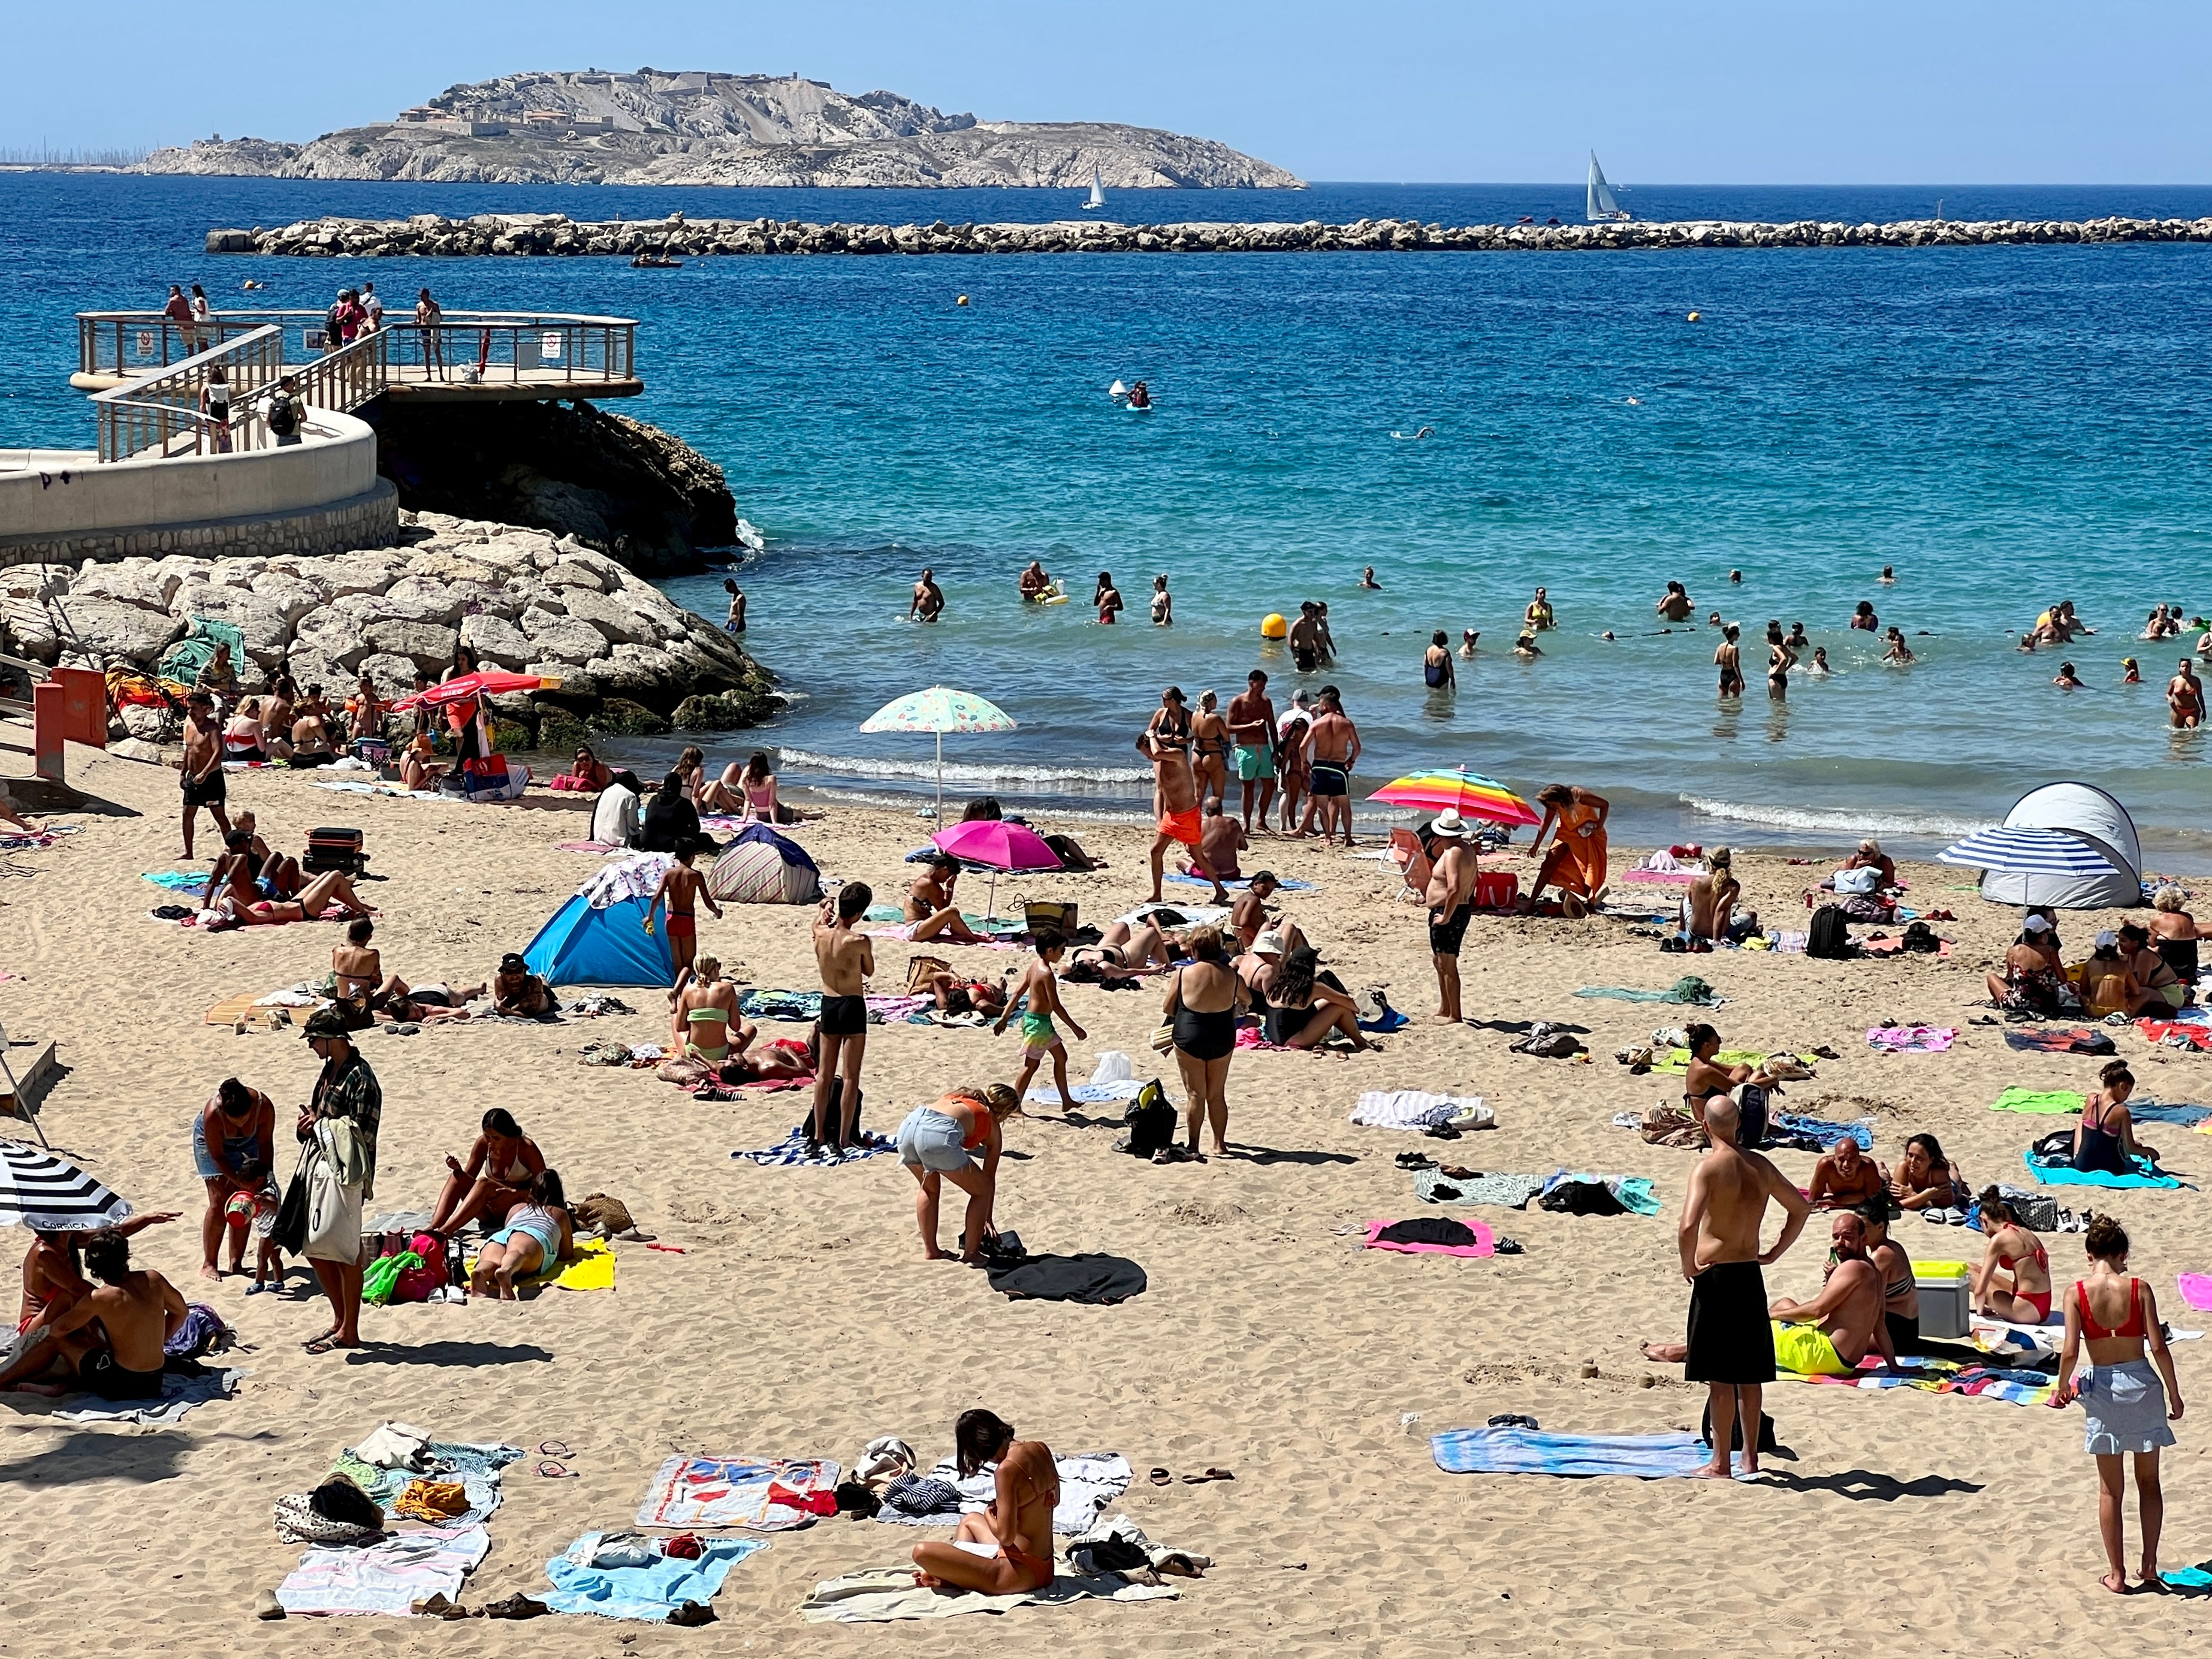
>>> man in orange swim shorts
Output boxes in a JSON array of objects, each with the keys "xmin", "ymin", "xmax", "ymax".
[{"xmin": 1139, "ymin": 686, "xmax": 1217, "ymax": 903}]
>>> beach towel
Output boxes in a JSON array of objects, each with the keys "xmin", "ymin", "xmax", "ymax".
[
  {"xmin": 1651, "ymin": 1047, "xmax": 1769, "ymax": 1076},
  {"xmin": 277, "ymin": 1524, "xmax": 490, "ymax": 1616},
  {"xmin": 332, "ymin": 1441, "xmax": 520, "ymax": 1528},
  {"xmin": 2139, "ymin": 1021, "xmax": 2212, "ymax": 1051},
  {"xmin": 1027, "ymin": 1079, "xmax": 1147, "ymax": 1106},
  {"xmin": 1858, "ymin": 934, "xmax": 1951, "ymax": 957},
  {"xmin": 555, "ymin": 839, "xmax": 620, "ymax": 854},
  {"xmin": 1785, "ymin": 1353, "xmax": 2056, "ymax": 1407},
  {"xmin": 2177, "ymin": 1275, "xmax": 2212, "ymax": 1313},
  {"xmin": 861, "ymin": 923, "xmax": 1024, "ymax": 950},
  {"xmin": 732, "ymin": 1126, "xmax": 895, "ymax": 1168},
  {"xmin": 1866, "ymin": 1025, "xmax": 1957, "ymax": 1053},
  {"xmin": 635, "ymin": 1456, "xmax": 841, "ymax": 1531},
  {"xmin": 1349, "ymin": 1090, "xmax": 1480, "ymax": 1130},
  {"xmin": 1366, "ymin": 1217, "xmax": 1495, "ymax": 1256},
  {"xmin": 1573, "ymin": 976, "xmax": 1724, "ymax": 1006},
  {"xmin": 461, "ymin": 1235, "xmax": 614, "ymax": 1292},
  {"xmin": 1114, "ymin": 902, "xmax": 1231, "ymax": 930},
  {"xmin": 1413, "ymin": 1168, "xmax": 1544, "ymax": 1208},
  {"xmin": 1989, "ymin": 1088, "xmax": 2085, "ymax": 1115},
  {"xmin": 1164, "ymin": 870, "xmax": 1314, "ymax": 892},
  {"xmin": 2129, "ymin": 1102, "xmax": 2212, "ymax": 1127},
  {"xmin": 143, "ymin": 870, "xmax": 210, "ymax": 892},
  {"xmin": 799, "ymin": 1566, "xmax": 1176, "ymax": 1624},
  {"xmin": 38, "ymin": 1365, "xmax": 246, "ymax": 1428},
  {"xmin": 988, "ymin": 1254, "xmax": 1147, "ymax": 1304},
  {"xmin": 544, "ymin": 1532, "xmax": 767, "ymax": 1621},
  {"xmin": 2023, "ymin": 1151, "xmax": 2180, "ymax": 1189},
  {"xmin": 1431, "ymin": 1427, "xmax": 1725, "ymax": 1479},
  {"xmin": 1764, "ymin": 1112, "xmax": 1875, "ymax": 1152},
  {"xmin": 1622, "ymin": 868, "xmax": 1697, "ymax": 886},
  {"xmin": 872, "ymin": 1453, "xmax": 1132, "ymax": 1535},
  {"xmin": 1541, "ymin": 1169, "xmax": 1661, "ymax": 1216},
  {"xmin": 2002, "ymin": 1028, "xmax": 2115, "ymax": 1055}
]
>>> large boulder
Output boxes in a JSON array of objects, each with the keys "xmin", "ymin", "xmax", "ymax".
[
  {"xmin": 289, "ymin": 605, "xmax": 373, "ymax": 671},
  {"xmin": 70, "ymin": 560, "xmax": 171, "ymax": 611},
  {"xmin": 558, "ymin": 584, "xmax": 654, "ymax": 646},
  {"xmin": 361, "ymin": 617, "xmax": 458, "ymax": 672},
  {"xmin": 313, "ymin": 550, "xmax": 405, "ymax": 598},
  {"xmin": 374, "ymin": 574, "xmax": 468, "ymax": 625},
  {"xmin": 46, "ymin": 597, "xmax": 186, "ymax": 664},
  {"xmin": 518, "ymin": 608, "xmax": 611, "ymax": 665},
  {"xmin": 355, "ymin": 652, "xmax": 422, "ymax": 699},
  {"xmin": 544, "ymin": 559, "xmax": 611, "ymax": 594},
  {"xmin": 249, "ymin": 569, "xmax": 333, "ymax": 625},
  {"xmin": 168, "ymin": 586, "xmax": 289, "ymax": 667},
  {"xmin": 282, "ymin": 647, "xmax": 350, "ymax": 697},
  {"xmin": 458, "ymin": 611, "xmax": 533, "ymax": 669}
]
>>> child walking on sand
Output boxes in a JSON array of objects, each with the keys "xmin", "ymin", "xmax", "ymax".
[
  {"xmin": 647, "ymin": 837, "xmax": 722, "ymax": 997},
  {"xmin": 997, "ymin": 931, "xmax": 1086, "ymax": 1111}
]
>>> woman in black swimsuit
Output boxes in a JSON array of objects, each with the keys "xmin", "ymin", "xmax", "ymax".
[
  {"xmin": 1164, "ymin": 928, "xmax": 1248, "ymax": 1156},
  {"xmin": 1680, "ymin": 1022, "xmax": 1776, "ymax": 1149},
  {"xmin": 1262, "ymin": 945, "xmax": 1375, "ymax": 1052},
  {"xmin": 1191, "ymin": 691, "xmax": 1231, "ymax": 806}
]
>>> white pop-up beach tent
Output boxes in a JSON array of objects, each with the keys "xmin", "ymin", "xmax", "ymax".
[{"xmin": 1977, "ymin": 782, "xmax": 2141, "ymax": 910}]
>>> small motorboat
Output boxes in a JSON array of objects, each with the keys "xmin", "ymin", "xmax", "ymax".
[{"xmin": 630, "ymin": 254, "xmax": 683, "ymax": 269}]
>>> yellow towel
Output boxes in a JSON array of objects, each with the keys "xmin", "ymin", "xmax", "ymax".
[{"xmin": 553, "ymin": 1237, "xmax": 616, "ymax": 1292}]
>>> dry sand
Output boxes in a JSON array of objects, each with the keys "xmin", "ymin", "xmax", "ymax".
[{"xmin": 3, "ymin": 739, "xmax": 2209, "ymax": 1656}]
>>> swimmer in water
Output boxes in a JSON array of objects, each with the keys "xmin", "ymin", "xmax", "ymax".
[
  {"xmin": 1878, "ymin": 565, "xmax": 1896, "ymax": 584},
  {"xmin": 1625, "ymin": 396, "xmax": 1641, "ymax": 405},
  {"xmin": 1785, "ymin": 622, "xmax": 1809, "ymax": 653},
  {"xmin": 1390, "ymin": 426, "xmax": 1435, "ymax": 440},
  {"xmin": 2054, "ymin": 662, "xmax": 2084, "ymax": 689},
  {"xmin": 1882, "ymin": 628, "xmax": 1917, "ymax": 665},
  {"xmin": 1127, "ymin": 381, "xmax": 1151, "ymax": 409},
  {"xmin": 2122, "ymin": 657, "xmax": 2141, "ymax": 684},
  {"xmin": 1359, "ymin": 566, "xmax": 1381, "ymax": 590},
  {"xmin": 909, "ymin": 568, "xmax": 945, "ymax": 623},
  {"xmin": 1730, "ymin": 570, "xmax": 1743, "ymax": 584},
  {"xmin": 1458, "ymin": 629, "xmax": 1479, "ymax": 658},
  {"xmin": 1809, "ymin": 646, "xmax": 1831, "ymax": 676}
]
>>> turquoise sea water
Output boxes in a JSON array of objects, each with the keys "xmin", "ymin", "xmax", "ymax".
[{"xmin": 4, "ymin": 176, "xmax": 2208, "ymax": 862}]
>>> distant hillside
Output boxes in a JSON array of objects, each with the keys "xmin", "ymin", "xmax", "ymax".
[{"xmin": 136, "ymin": 69, "xmax": 1302, "ymax": 189}]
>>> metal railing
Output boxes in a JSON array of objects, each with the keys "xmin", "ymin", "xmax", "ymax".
[
  {"xmin": 77, "ymin": 309, "xmax": 637, "ymax": 385},
  {"xmin": 87, "ymin": 327, "xmax": 286, "ymax": 463},
  {"xmin": 293, "ymin": 329, "xmax": 390, "ymax": 416}
]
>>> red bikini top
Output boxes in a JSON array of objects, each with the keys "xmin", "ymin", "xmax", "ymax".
[{"xmin": 2077, "ymin": 1277, "xmax": 2145, "ymax": 1340}]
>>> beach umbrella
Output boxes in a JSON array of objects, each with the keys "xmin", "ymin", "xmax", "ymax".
[
  {"xmin": 858, "ymin": 685, "xmax": 1018, "ymax": 823},
  {"xmin": 0, "ymin": 1142, "xmax": 133, "ymax": 1232},
  {"xmin": 391, "ymin": 669, "xmax": 560, "ymax": 712},
  {"xmin": 1936, "ymin": 827, "xmax": 2119, "ymax": 880},
  {"xmin": 930, "ymin": 818, "xmax": 1060, "ymax": 921},
  {"xmin": 1367, "ymin": 768, "xmax": 1541, "ymax": 828}
]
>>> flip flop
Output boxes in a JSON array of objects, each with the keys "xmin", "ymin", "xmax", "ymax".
[
  {"xmin": 538, "ymin": 1440, "xmax": 573, "ymax": 1458},
  {"xmin": 303, "ymin": 1335, "xmax": 358, "ymax": 1356},
  {"xmin": 1148, "ymin": 1467, "xmax": 1172, "ymax": 1486},
  {"xmin": 300, "ymin": 1326, "xmax": 339, "ymax": 1350},
  {"xmin": 536, "ymin": 1459, "xmax": 576, "ymax": 1479},
  {"xmin": 1179, "ymin": 1467, "xmax": 1235, "ymax": 1483}
]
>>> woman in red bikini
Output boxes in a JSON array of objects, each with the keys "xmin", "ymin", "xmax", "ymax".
[
  {"xmin": 1971, "ymin": 1190, "xmax": 2053, "ymax": 1323},
  {"xmin": 911, "ymin": 1410, "xmax": 1060, "ymax": 1595}
]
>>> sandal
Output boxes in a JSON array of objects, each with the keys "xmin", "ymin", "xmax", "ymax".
[
  {"xmin": 483, "ymin": 1594, "xmax": 551, "ymax": 1621},
  {"xmin": 536, "ymin": 1460, "xmax": 576, "ymax": 1479},
  {"xmin": 1180, "ymin": 1467, "xmax": 1235, "ymax": 1483},
  {"xmin": 1394, "ymin": 1151, "xmax": 1437, "ymax": 1171},
  {"xmin": 1149, "ymin": 1467, "xmax": 1172, "ymax": 1486},
  {"xmin": 538, "ymin": 1440, "xmax": 573, "ymax": 1458}
]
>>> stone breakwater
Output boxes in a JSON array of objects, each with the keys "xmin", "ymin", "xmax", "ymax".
[
  {"xmin": 0, "ymin": 511, "xmax": 777, "ymax": 737},
  {"xmin": 211, "ymin": 213, "xmax": 2212, "ymax": 258}
]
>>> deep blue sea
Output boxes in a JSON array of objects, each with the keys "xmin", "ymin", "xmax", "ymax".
[{"xmin": 4, "ymin": 174, "xmax": 2209, "ymax": 862}]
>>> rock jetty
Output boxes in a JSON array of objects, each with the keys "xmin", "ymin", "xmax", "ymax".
[
  {"xmin": 0, "ymin": 511, "xmax": 777, "ymax": 739},
  {"xmin": 213, "ymin": 213, "xmax": 2212, "ymax": 259}
]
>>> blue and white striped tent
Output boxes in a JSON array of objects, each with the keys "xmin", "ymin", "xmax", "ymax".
[{"xmin": 1940, "ymin": 782, "xmax": 2139, "ymax": 909}]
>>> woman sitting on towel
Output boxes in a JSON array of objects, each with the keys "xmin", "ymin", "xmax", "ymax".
[
  {"xmin": 2073, "ymin": 1061, "xmax": 2157, "ymax": 1177},
  {"xmin": 671, "ymin": 957, "xmax": 750, "ymax": 1063},
  {"xmin": 894, "ymin": 1083, "xmax": 1019, "ymax": 1262},
  {"xmin": 1680, "ymin": 1022, "xmax": 1780, "ymax": 1150},
  {"xmin": 1972, "ymin": 1189, "xmax": 2054, "ymax": 1323},
  {"xmin": 470, "ymin": 1169, "xmax": 574, "ymax": 1299},
  {"xmin": 912, "ymin": 1410, "xmax": 1060, "ymax": 1595},
  {"xmin": 1262, "ymin": 945, "xmax": 1375, "ymax": 1051},
  {"xmin": 1987, "ymin": 916, "xmax": 2072, "ymax": 1011},
  {"xmin": 1889, "ymin": 1132, "xmax": 1966, "ymax": 1212},
  {"xmin": 430, "ymin": 1108, "xmax": 547, "ymax": 1236},
  {"xmin": 2080, "ymin": 931, "xmax": 2148, "ymax": 1021}
]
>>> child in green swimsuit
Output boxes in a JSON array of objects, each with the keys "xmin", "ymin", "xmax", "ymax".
[{"xmin": 996, "ymin": 932, "xmax": 1087, "ymax": 1112}]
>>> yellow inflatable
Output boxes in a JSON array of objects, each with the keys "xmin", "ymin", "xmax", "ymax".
[
  {"xmin": 1686, "ymin": 310, "xmax": 1701, "ymax": 322},
  {"xmin": 1260, "ymin": 613, "xmax": 1288, "ymax": 640}
]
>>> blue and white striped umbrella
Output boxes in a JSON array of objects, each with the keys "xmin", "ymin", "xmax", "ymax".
[{"xmin": 1937, "ymin": 826, "xmax": 2118, "ymax": 877}]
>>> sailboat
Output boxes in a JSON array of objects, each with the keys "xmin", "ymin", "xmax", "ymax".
[
  {"xmin": 1084, "ymin": 163, "xmax": 1106, "ymax": 212},
  {"xmin": 1586, "ymin": 151, "xmax": 1631, "ymax": 223}
]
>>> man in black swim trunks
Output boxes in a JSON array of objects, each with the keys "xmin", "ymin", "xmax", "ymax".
[
  {"xmin": 36, "ymin": 1228, "xmax": 186, "ymax": 1401},
  {"xmin": 812, "ymin": 882, "xmax": 875, "ymax": 1153},
  {"xmin": 1423, "ymin": 812, "xmax": 1477, "ymax": 1022},
  {"xmin": 1287, "ymin": 602, "xmax": 1324, "ymax": 674},
  {"xmin": 179, "ymin": 690, "xmax": 231, "ymax": 858},
  {"xmin": 1638, "ymin": 1096, "xmax": 1810, "ymax": 1477},
  {"xmin": 1296, "ymin": 687, "xmax": 1360, "ymax": 847}
]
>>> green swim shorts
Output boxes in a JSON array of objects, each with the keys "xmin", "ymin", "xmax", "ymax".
[
  {"xmin": 1234, "ymin": 744, "xmax": 1271, "ymax": 782},
  {"xmin": 1020, "ymin": 1011, "xmax": 1060, "ymax": 1052}
]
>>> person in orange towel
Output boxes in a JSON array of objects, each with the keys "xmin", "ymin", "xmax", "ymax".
[{"xmin": 1526, "ymin": 783, "xmax": 1610, "ymax": 918}]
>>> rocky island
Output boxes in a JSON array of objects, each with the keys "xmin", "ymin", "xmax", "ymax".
[{"xmin": 140, "ymin": 68, "xmax": 1300, "ymax": 191}]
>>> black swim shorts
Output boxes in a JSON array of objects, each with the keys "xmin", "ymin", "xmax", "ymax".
[
  {"xmin": 1428, "ymin": 901, "xmax": 1473, "ymax": 957},
  {"xmin": 1684, "ymin": 1260, "xmax": 1775, "ymax": 1385},
  {"xmin": 180, "ymin": 769, "xmax": 226, "ymax": 807},
  {"xmin": 1309, "ymin": 764, "xmax": 1348, "ymax": 798},
  {"xmin": 819, "ymin": 994, "xmax": 870, "ymax": 1037},
  {"xmin": 80, "ymin": 1349, "xmax": 167, "ymax": 1401}
]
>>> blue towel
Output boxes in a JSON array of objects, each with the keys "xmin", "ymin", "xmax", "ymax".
[
  {"xmin": 2127, "ymin": 1102, "xmax": 2212, "ymax": 1127},
  {"xmin": 1431, "ymin": 1427, "xmax": 1729, "ymax": 1479},
  {"xmin": 1163, "ymin": 871, "xmax": 1316, "ymax": 892},
  {"xmin": 142, "ymin": 871, "xmax": 210, "ymax": 892},
  {"xmin": 544, "ymin": 1533, "xmax": 767, "ymax": 1620},
  {"xmin": 2024, "ymin": 1151, "xmax": 2182, "ymax": 1190},
  {"xmin": 1769, "ymin": 1112, "xmax": 1875, "ymax": 1151}
]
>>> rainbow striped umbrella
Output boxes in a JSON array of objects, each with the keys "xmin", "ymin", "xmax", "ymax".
[
  {"xmin": 1366, "ymin": 767, "xmax": 1540, "ymax": 828},
  {"xmin": 858, "ymin": 685, "xmax": 1018, "ymax": 822}
]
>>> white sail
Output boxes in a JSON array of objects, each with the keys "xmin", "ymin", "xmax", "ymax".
[
  {"xmin": 1587, "ymin": 152, "xmax": 1628, "ymax": 222},
  {"xmin": 1086, "ymin": 164, "xmax": 1106, "ymax": 210}
]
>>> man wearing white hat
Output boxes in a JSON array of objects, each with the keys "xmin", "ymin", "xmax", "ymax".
[{"xmin": 1424, "ymin": 812, "xmax": 1478, "ymax": 1022}]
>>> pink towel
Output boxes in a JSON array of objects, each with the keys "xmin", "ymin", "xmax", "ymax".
[
  {"xmin": 1623, "ymin": 868, "xmax": 1696, "ymax": 886},
  {"xmin": 1866, "ymin": 1025, "xmax": 1958, "ymax": 1054},
  {"xmin": 2177, "ymin": 1274, "xmax": 2212, "ymax": 1311},
  {"xmin": 1365, "ymin": 1218, "xmax": 1495, "ymax": 1258}
]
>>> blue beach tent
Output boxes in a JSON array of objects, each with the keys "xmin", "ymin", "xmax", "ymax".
[{"xmin": 523, "ymin": 853, "xmax": 678, "ymax": 988}]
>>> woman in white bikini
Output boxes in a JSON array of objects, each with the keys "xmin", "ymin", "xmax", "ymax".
[{"xmin": 429, "ymin": 1109, "xmax": 546, "ymax": 1235}]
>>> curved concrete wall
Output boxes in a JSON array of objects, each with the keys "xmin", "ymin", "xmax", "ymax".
[{"xmin": 0, "ymin": 411, "xmax": 378, "ymax": 538}]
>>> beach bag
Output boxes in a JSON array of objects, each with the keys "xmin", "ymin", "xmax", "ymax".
[
  {"xmin": 903, "ymin": 955, "xmax": 951, "ymax": 995},
  {"xmin": 270, "ymin": 1145, "xmax": 312, "ymax": 1257},
  {"xmin": 362, "ymin": 1251, "xmax": 420, "ymax": 1307},
  {"xmin": 1700, "ymin": 1401, "xmax": 1778, "ymax": 1455},
  {"xmin": 394, "ymin": 1232, "xmax": 446, "ymax": 1301},
  {"xmin": 1120, "ymin": 1080, "xmax": 1177, "ymax": 1157},
  {"xmin": 1538, "ymin": 1180, "xmax": 1629, "ymax": 1217},
  {"xmin": 1806, "ymin": 906, "xmax": 1854, "ymax": 960},
  {"xmin": 1900, "ymin": 921, "xmax": 1941, "ymax": 954},
  {"xmin": 1025, "ymin": 900, "xmax": 1078, "ymax": 937}
]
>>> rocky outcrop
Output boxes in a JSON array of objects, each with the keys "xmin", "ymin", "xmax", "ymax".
[
  {"xmin": 0, "ymin": 512, "xmax": 778, "ymax": 734},
  {"xmin": 213, "ymin": 213, "xmax": 2212, "ymax": 258},
  {"xmin": 140, "ymin": 68, "xmax": 1300, "ymax": 190},
  {"xmin": 367, "ymin": 400, "xmax": 740, "ymax": 577}
]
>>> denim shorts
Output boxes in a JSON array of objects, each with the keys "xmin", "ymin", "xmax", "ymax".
[{"xmin": 897, "ymin": 1108, "xmax": 971, "ymax": 1173}]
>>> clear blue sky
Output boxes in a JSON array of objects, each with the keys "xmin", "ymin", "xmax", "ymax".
[{"xmin": 7, "ymin": 0, "xmax": 2207, "ymax": 182}]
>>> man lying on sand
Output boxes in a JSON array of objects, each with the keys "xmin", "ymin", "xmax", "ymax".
[{"xmin": 206, "ymin": 833, "xmax": 371, "ymax": 926}]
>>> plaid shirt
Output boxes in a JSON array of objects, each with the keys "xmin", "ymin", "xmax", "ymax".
[{"xmin": 310, "ymin": 1049, "xmax": 383, "ymax": 1199}]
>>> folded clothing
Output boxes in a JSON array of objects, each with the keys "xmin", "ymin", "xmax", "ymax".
[
  {"xmin": 1431, "ymin": 1426, "xmax": 1728, "ymax": 1479},
  {"xmin": 872, "ymin": 1452, "xmax": 1132, "ymax": 1535},
  {"xmin": 1350, "ymin": 1090, "xmax": 1483, "ymax": 1130},
  {"xmin": 1540, "ymin": 1168, "xmax": 1660, "ymax": 1217},
  {"xmin": 1767, "ymin": 1112, "xmax": 1875, "ymax": 1153},
  {"xmin": 2139, "ymin": 1021, "xmax": 2212, "ymax": 1051},
  {"xmin": 1573, "ymin": 976, "xmax": 1723, "ymax": 1006},
  {"xmin": 544, "ymin": 1531, "xmax": 766, "ymax": 1621}
]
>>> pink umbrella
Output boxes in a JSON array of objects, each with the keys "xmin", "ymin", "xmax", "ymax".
[
  {"xmin": 930, "ymin": 819, "xmax": 1061, "ymax": 920},
  {"xmin": 932, "ymin": 819, "xmax": 1061, "ymax": 871}
]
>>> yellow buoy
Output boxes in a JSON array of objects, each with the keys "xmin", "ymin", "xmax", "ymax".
[
  {"xmin": 956, "ymin": 295, "xmax": 970, "ymax": 306},
  {"xmin": 1686, "ymin": 310, "xmax": 1701, "ymax": 322},
  {"xmin": 1260, "ymin": 613, "xmax": 1288, "ymax": 640}
]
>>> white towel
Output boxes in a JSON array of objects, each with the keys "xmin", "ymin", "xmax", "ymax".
[
  {"xmin": 872, "ymin": 1452, "xmax": 1132, "ymax": 1534},
  {"xmin": 1350, "ymin": 1090, "xmax": 1479, "ymax": 1130}
]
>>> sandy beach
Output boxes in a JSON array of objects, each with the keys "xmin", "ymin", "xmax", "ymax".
[{"xmin": 2, "ymin": 737, "xmax": 2208, "ymax": 1655}]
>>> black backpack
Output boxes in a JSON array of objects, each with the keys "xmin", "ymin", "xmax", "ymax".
[
  {"xmin": 1119, "ymin": 1079, "xmax": 1177, "ymax": 1157},
  {"xmin": 1806, "ymin": 905, "xmax": 1854, "ymax": 960},
  {"xmin": 1900, "ymin": 920, "xmax": 1941, "ymax": 954},
  {"xmin": 265, "ymin": 390, "xmax": 299, "ymax": 436}
]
